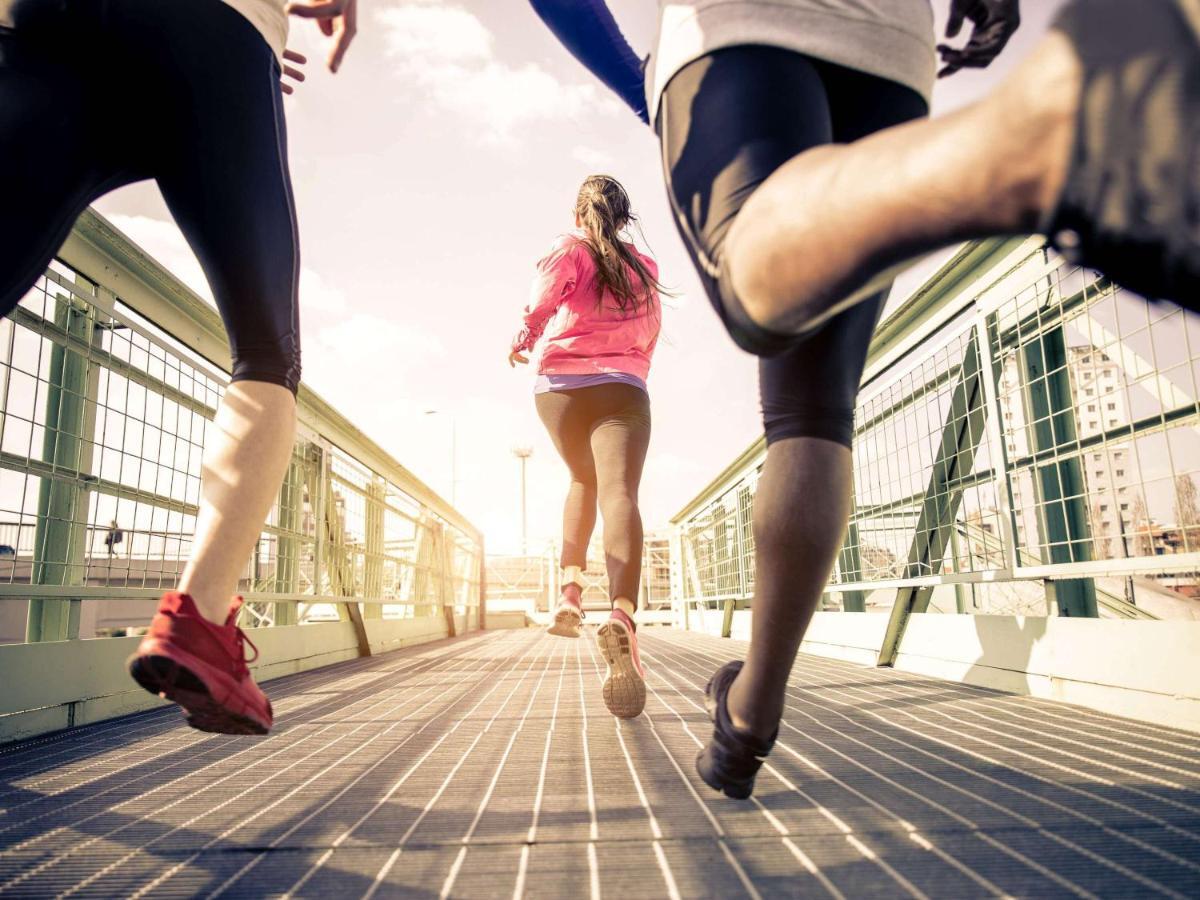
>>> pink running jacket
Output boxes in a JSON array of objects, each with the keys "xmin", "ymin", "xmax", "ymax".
[{"xmin": 512, "ymin": 231, "xmax": 662, "ymax": 381}]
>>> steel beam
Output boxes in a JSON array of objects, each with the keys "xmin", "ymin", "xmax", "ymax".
[{"xmin": 878, "ymin": 330, "xmax": 988, "ymax": 666}]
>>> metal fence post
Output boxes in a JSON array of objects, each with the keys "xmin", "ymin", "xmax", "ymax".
[
  {"xmin": 273, "ymin": 451, "xmax": 305, "ymax": 627},
  {"xmin": 28, "ymin": 291, "xmax": 100, "ymax": 642},
  {"xmin": 362, "ymin": 478, "xmax": 385, "ymax": 620},
  {"xmin": 1020, "ymin": 326, "xmax": 1098, "ymax": 617}
]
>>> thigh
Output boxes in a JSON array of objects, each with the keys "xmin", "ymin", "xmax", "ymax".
[
  {"xmin": 0, "ymin": 28, "xmax": 136, "ymax": 313},
  {"xmin": 758, "ymin": 64, "xmax": 930, "ymax": 448},
  {"xmin": 658, "ymin": 46, "xmax": 833, "ymax": 326},
  {"xmin": 589, "ymin": 386, "xmax": 651, "ymax": 494},
  {"xmin": 144, "ymin": 1, "xmax": 301, "ymax": 388},
  {"xmin": 536, "ymin": 390, "xmax": 598, "ymax": 485}
]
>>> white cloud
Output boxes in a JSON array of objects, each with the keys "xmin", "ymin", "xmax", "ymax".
[
  {"xmin": 570, "ymin": 145, "xmax": 614, "ymax": 171},
  {"xmin": 378, "ymin": 0, "xmax": 617, "ymax": 142}
]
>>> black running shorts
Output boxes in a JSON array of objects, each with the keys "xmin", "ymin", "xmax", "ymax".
[{"xmin": 658, "ymin": 47, "xmax": 928, "ymax": 447}]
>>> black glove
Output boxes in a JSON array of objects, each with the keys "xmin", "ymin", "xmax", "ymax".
[{"xmin": 937, "ymin": 0, "xmax": 1021, "ymax": 78}]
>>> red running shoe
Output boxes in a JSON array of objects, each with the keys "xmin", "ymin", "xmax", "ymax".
[
  {"xmin": 128, "ymin": 592, "xmax": 272, "ymax": 735},
  {"xmin": 547, "ymin": 582, "xmax": 584, "ymax": 638},
  {"xmin": 595, "ymin": 608, "xmax": 645, "ymax": 718}
]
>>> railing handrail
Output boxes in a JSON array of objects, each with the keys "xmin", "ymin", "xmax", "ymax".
[
  {"xmin": 61, "ymin": 208, "xmax": 480, "ymax": 543},
  {"xmin": 670, "ymin": 236, "xmax": 1031, "ymax": 525}
]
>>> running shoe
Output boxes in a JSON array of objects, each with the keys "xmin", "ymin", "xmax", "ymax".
[
  {"xmin": 128, "ymin": 592, "xmax": 273, "ymax": 735},
  {"xmin": 696, "ymin": 661, "xmax": 776, "ymax": 799},
  {"xmin": 595, "ymin": 607, "xmax": 645, "ymax": 718},
  {"xmin": 546, "ymin": 582, "xmax": 584, "ymax": 638}
]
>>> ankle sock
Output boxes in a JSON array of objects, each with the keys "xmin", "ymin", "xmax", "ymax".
[{"xmin": 613, "ymin": 597, "xmax": 636, "ymax": 619}]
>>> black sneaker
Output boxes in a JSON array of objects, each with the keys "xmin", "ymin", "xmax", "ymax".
[{"xmin": 695, "ymin": 661, "xmax": 776, "ymax": 799}]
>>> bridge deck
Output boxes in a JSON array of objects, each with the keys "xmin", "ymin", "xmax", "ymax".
[{"xmin": 1, "ymin": 627, "xmax": 1198, "ymax": 898}]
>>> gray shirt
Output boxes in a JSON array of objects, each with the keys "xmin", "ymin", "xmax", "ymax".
[{"xmin": 647, "ymin": 0, "xmax": 937, "ymax": 118}]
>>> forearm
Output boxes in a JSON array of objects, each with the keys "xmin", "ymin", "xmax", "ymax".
[{"xmin": 528, "ymin": 0, "xmax": 648, "ymax": 123}]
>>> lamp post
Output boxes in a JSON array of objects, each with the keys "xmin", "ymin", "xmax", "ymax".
[
  {"xmin": 423, "ymin": 409, "xmax": 458, "ymax": 506},
  {"xmin": 512, "ymin": 445, "xmax": 532, "ymax": 554}
]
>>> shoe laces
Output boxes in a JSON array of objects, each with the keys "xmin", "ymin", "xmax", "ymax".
[{"xmin": 228, "ymin": 623, "xmax": 260, "ymax": 679}]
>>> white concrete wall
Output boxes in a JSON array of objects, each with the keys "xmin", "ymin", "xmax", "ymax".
[
  {"xmin": 0, "ymin": 615, "xmax": 476, "ymax": 744},
  {"xmin": 677, "ymin": 609, "xmax": 1200, "ymax": 733}
]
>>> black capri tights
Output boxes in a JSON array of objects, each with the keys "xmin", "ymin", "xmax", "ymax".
[
  {"xmin": 535, "ymin": 383, "xmax": 651, "ymax": 606},
  {"xmin": 0, "ymin": 0, "xmax": 301, "ymax": 393},
  {"xmin": 658, "ymin": 47, "xmax": 928, "ymax": 447}
]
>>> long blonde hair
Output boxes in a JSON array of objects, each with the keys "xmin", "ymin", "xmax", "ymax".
[{"xmin": 574, "ymin": 175, "xmax": 664, "ymax": 314}]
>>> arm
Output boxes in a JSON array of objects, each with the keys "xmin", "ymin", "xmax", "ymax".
[
  {"xmin": 510, "ymin": 239, "xmax": 580, "ymax": 365},
  {"xmin": 527, "ymin": 0, "xmax": 649, "ymax": 124}
]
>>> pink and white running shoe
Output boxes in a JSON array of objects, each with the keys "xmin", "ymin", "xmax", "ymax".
[
  {"xmin": 546, "ymin": 582, "xmax": 584, "ymax": 638},
  {"xmin": 595, "ymin": 607, "xmax": 645, "ymax": 718}
]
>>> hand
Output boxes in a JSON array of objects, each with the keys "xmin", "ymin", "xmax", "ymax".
[
  {"xmin": 286, "ymin": 0, "xmax": 357, "ymax": 74},
  {"xmin": 280, "ymin": 49, "xmax": 307, "ymax": 95},
  {"xmin": 508, "ymin": 350, "xmax": 529, "ymax": 368},
  {"xmin": 937, "ymin": 0, "xmax": 1020, "ymax": 78}
]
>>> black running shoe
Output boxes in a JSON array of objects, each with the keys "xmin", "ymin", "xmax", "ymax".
[{"xmin": 695, "ymin": 661, "xmax": 776, "ymax": 799}]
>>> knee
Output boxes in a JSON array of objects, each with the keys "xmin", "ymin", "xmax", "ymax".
[
  {"xmin": 599, "ymin": 490, "xmax": 639, "ymax": 519},
  {"xmin": 762, "ymin": 406, "xmax": 855, "ymax": 450},
  {"xmin": 231, "ymin": 337, "xmax": 301, "ymax": 396}
]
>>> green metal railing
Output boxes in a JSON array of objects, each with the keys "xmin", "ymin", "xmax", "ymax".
[
  {"xmin": 671, "ymin": 237, "xmax": 1200, "ymax": 647},
  {"xmin": 0, "ymin": 210, "xmax": 484, "ymax": 648}
]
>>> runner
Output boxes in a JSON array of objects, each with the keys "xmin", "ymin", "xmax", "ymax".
[
  {"xmin": 509, "ymin": 174, "xmax": 664, "ymax": 719},
  {"xmin": 677, "ymin": 0, "xmax": 1200, "ymax": 343},
  {"xmin": 0, "ymin": 0, "xmax": 356, "ymax": 735},
  {"xmin": 526, "ymin": 0, "xmax": 1021, "ymax": 796}
]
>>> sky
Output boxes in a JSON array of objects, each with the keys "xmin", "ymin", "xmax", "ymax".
[{"xmin": 92, "ymin": 0, "xmax": 1067, "ymax": 555}]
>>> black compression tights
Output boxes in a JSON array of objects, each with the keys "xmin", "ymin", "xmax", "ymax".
[
  {"xmin": 0, "ymin": 0, "xmax": 301, "ymax": 393},
  {"xmin": 535, "ymin": 383, "xmax": 651, "ymax": 606},
  {"xmin": 659, "ymin": 46, "xmax": 928, "ymax": 448}
]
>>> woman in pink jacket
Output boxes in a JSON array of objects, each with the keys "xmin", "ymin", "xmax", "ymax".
[{"xmin": 509, "ymin": 174, "xmax": 662, "ymax": 719}]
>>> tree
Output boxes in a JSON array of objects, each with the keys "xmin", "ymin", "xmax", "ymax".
[{"xmin": 1175, "ymin": 474, "xmax": 1200, "ymax": 552}]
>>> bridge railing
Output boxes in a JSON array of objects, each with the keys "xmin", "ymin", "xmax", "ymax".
[
  {"xmin": 0, "ymin": 210, "xmax": 484, "ymax": 740},
  {"xmin": 671, "ymin": 238, "xmax": 1200, "ymax": 658}
]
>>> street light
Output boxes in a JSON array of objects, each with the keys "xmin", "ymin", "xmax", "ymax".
[
  {"xmin": 512, "ymin": 445, "xmax": 533, "ymax": 554},
  {"xmin": 424, "ymin": 409, "xmax": 458, "ymax": 506}
]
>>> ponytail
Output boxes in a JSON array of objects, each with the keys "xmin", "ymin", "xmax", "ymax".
[{"xmin": 574, "ymin": 175, "xmax": 664, "ymax": 314}]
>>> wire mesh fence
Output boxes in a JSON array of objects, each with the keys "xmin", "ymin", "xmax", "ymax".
[
  {"xmin": 673, "ymin": 239, "xmax": 1200, "ymax": 621},
  {"xmin": 0, "ymin": 214, "xmax": 482, "ymax": 644}
]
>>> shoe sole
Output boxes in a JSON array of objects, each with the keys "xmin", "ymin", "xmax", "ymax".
[
  {"xmin": 546, "ymin": 606, "xmax": 582, "ymax": 638},
  {"xmin": 128, "ymin": 653, "xmax": 269, "ymax": 736},
  {"xmin": 595, "ymin": 621, "xmax": 645, "ymax": 719}
]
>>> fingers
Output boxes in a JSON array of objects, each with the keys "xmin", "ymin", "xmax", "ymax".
[
  {"xmin": 936, "ymin": 1, "xmax": 1019, "ymax": 77},
  {"xmin": 283, "ymin": 48, "xmax": 307, "ymax": 64},
  {"xmin": 282, "ymin": 64, "xmax": 306, "ymax": 82},
  {"xmin": 328, "ymin": 13, "xmax": 356, "ymax": 73},
  {"xmin": 281, "ymin": 82, "xmax": 294, "ymax": 95},
  {"xmin": 945, "ymin": 1, "xmax": 966, "ymax": 38},
  {"xmin": 285, "ymin": 0, "xmax": 347, "ymax": 19}
]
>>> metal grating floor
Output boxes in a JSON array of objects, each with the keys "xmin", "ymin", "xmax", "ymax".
[{"xmin": 1, "ymin": 627, "xmax": 1198, "ymax": 898}]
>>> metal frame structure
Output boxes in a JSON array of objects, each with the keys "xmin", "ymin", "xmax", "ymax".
[
  {"xmin": 0, "ymin": 210, "xmax": 484, "ymax": 650},
  {"xmin": 671, "ymin": 237, "xmax": 1200, "ymax": 651}
]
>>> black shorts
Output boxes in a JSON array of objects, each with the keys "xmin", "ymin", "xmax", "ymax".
[
  {"xmin": 0, "ymin": 0, "xmax": 301, "ymax": 393},
  {"xmin": 658, "ymin": 46, "xmax": 928, "ymax": 447}
]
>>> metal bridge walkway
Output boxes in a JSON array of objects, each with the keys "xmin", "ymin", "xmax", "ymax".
[{"xmin": 1, "ymin": 628, "xmax": 1198, "ymax": 899}]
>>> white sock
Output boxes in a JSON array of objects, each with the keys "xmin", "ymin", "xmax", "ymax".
[
  {"xmin": 613, "ymin": 597, "xmax": 636, "ymax": 619},
  {"xmin": 562, "ymin": 566, "xmax": 583, "ymax": 586}
]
